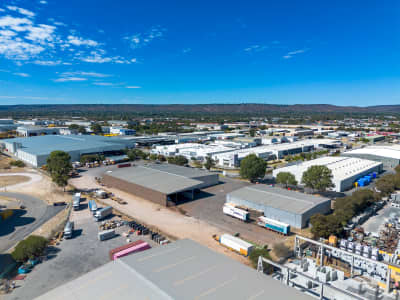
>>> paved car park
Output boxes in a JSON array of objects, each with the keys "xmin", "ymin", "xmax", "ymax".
[
  {"xmin": 179, "ymin": 177, "xmax": 284, "ymax": 246},
  {"xmin": 5, "ymin": 198, "xmax": 158, "ymax": 300}
]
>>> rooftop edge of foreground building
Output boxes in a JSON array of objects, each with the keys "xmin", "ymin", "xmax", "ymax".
[{"xmin": 34, "ymin": 239, "xmax": 314, "ymax": 300}]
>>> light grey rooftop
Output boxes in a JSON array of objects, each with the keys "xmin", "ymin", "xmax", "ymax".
[
  {"xmin": 1, "ymin": 135, "xmax": 133, "ymax": 155},
  {"xmin": 104, "ymin": 164, "xmax": 205, "ymax": 195},
  {"xmin": 228, "ymin": 185, "xmax": 330, "ymax": 214},
  {"xmin": 35, "ymin": 239, "xmax": 313, "ymax": 300}
]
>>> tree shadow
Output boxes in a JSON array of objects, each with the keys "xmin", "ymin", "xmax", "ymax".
[{"xmin": 0, "ymin": 209, "xmax": 35, "ymax": 237}]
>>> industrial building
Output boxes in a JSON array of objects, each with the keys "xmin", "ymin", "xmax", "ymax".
[
  {"xmin": 1, "ymin": 135, "xmax": 136, "ymax": 167},
  {"xmin": 226, "ymin": 185, "xmax": 331, "ymax": 228},
  {"xmin": 34, "ymin": 239, "xmax": 312, "ymax": 300},
  {"xmin": 273, "ymin": 156, "xmax": 383, "ymax": 192},
  {"xmin": 211, "ymin": 139, "xmax": 340, "ymax": 168},
  {"xmin": 342, "ymin": 146, "xmax": 400, "ymax": 168},
  {"xmin": 16, "ymin": 126, "xmax": 60, "ymax": 137},
  {"xmin": 102, "ymin": 164, "xmax": 219, "ymax": 206}
]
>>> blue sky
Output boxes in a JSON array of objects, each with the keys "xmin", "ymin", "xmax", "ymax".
[{"xmin": 0, "ymin": 0, "xmax": 399, "ymax": 106}]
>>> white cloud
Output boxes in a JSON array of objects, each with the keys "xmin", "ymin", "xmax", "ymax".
[
  {"xmin": 124, "ymin": 26, "xmax": 165, "ymax": 49},
  {"xmin": 0, "ymin": 7, "xmax": 134, "ymax": 65},
  {"xmin": 244, "ymin": 45, "xmax": 268, "ymax": 52},
  {"xmin": 283, "ymin": 48, "xmax": 309, "ymax": 59},
  {"xmin": 126, "ymin": 86, "xmax": 141, "ymax": 89},
  {"xmin": 6, "ymin": 6, "xmax": 35, "ymax": 18},
  {"xmin": 25, "ymin": 24, "xmax": 56, "ymax": 44},
  {"xmin": 67, "ymin": 35, "xmax": 98, "ymax": 47},
  {"xmin": 39, "ymin": 0, "xmax": 48, "ymax": 4},
  {"xmin": 13, "ymin": 72, "xmax": 30, "ymax": 77},
  {"xmin": 53, "ymin": 77, "xmax": 87, "ymax": 82},
  {"xmin": 61, "ymin": 71, "xmax": 111, "ymax": 78},
  {"xmin": 33, "ymin": 60, "xmax": 62, "ymax": 66},
  {"xmin": 182, "ymin": 47, "xmax": 191, "ymax": 54},
  {"xmin": 93, "ymin": 82, "xmax": 116, "ymax": 86}
]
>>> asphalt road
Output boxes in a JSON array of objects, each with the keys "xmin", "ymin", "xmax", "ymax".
[{"xmin": 0, "ymin": 192, "xmax": 64, "ymax": 253}]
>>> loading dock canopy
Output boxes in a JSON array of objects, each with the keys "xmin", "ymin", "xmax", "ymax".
[
  {"xmin": 105, "ymin": 165, "xmax": 203, "ymax": 195},
  {"xmin": 35, "ymin": 239, "xmax": 313, "ymax": 300}
]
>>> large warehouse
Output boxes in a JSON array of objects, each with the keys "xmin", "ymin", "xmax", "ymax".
[
  {"xmin": 1, "ymin": 135, "xmax": 136, "ymax": 167},
  {"xmin": 342, "ymin": 146, "xmax": 400, "ymax": 168},
  {"xmin": 226, "ymin": 185, "xmax": 331, "ymax": 228},
  {"xmin": 102, "ymin": 164, "xmax": 219, "ymax": 206},
  {"xmin": 272, "ymin": 156, "xmax": 383, "ymax": 192},
  {"xmin": 35, "ymin": 239, "xmax": 313, "ymax": 300}
]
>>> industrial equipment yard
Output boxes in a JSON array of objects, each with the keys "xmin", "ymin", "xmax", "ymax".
[{"xmin": 4, "ymin": 198, "xmax": 159, "ymax": 300}]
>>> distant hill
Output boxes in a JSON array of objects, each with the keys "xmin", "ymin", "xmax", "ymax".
[{"xmin": 0, "ymin": 104, "xmax": 399, "ymax": 116}]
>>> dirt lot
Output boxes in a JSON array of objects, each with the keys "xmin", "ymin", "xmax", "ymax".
[
  {"xmin": 0, "ymin": 154, "xmax": 26, "ymax": 173},
  {"xmin": 0, "ymin": 175, "xmax": 30, "ymax": 188}
]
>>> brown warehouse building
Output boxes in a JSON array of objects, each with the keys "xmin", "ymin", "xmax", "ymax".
[{"xmin": 102, "ymin": 164, "xmax": 219, "ymax": 206}]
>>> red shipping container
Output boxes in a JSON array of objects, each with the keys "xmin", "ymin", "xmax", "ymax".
[
  {"xmin": 112, "ymin": 242, "xmax": 150, "ymax": 260},
  {"xmin": 109, "ymin": 240, "xmax": 145, "ymax": 260}
]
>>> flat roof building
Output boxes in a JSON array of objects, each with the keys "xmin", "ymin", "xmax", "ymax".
[
  {"xmin": 227, "ymin": 185, "xmax": 331, "ymax": 228},
  {"xmin": 102, "ymin": 164, "xmax": 219, "ymax": 206},
  {"xmin": 34, "ymin": 239, "xmax": 313, "ymax": 300},
  {"xmin": 1, "ymin": 135, "xmax": 135, "ymax": 167},
  {"xmin": 273, "ymin": 156, "xmax": 383, "ymax": 192},
  {"xmin": 342, "ymin": 146, "xmax": 400, "ymax": 168}
]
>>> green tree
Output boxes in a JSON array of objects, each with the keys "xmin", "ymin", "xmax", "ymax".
[
  {"xmin": 168, "ymin": 155, "xmax": 188, "ymax": 166},
  {"xmin": 248, "ymin": 245, "xmax": 273, "ymax": 273},
  {"xmin": 90, "ymin": 123, "xmax": 103, "ymax": 134},
  {"xmin": 77, "ymin": 126, "xmax": 87, "ymax": 134},
  {"xmin": 204, "ymin": 156, "xmax": 215, "ymax": 170},
  {"xmin": 46, "ymin": 151, "xmax": 72, "ymax": 191},
  {"xmin": 301, "ymin": 165, "xmax": 334, "ymax": 192},
  {"xmin": 127, "ymin": 149, "xmax": 138, "ymax": 161},
  {"xmin": 149, "ymin": 153, "xmax": 158, "ymax": 161},
  {"xmin": 249, "ymin": 128, "xmax": 256, "ymax": 137},
  {"xmin": 240, "ymin": 154, "xmax": 267, "ymax": 182},
  {"xmin": 276, "ymin": 172, "xmax": 297, "ymax": 188},
  {"xmin": 157, "ymin": 154, "xmax": 166, "ymax": 162},
  {"xmin": 375, "ymin": 174, "xmax": 400, "ymax": 195},
  {"xmin": 68, "ymin": 124, "xmax": 79, "ymax": 130},
  {"xmin": 11, "ymin": 235, "xmax": 48, "ymax": 262}
]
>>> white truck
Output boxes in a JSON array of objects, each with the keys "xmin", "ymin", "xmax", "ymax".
[
  {"xmin": 72, "ymin": 193, "xmax": 80, "ymax": 211},
  {"xmin": 63, "ymin": 221, "xmax": 74, "ymax": 239},
  {"xmin": 223, "ymin": 203, "xmax": 249, "ymax": 222},
  {"xmin": 94, "ymin": 206, "xmax": 113, "ymax": 221}
]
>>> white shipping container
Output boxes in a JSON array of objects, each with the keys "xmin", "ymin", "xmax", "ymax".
[
  {"xmin": 220, "ymin": 234, "xmax": 253, "ymax": 256},
  {"xmin": 223, "ymin": 204, "xmax": 249, "ymax": 221}
]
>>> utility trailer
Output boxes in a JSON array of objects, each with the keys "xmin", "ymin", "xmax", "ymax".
[
  {"xmin": 222, "ymin": 203, "xmax": 249, "ymax": 222},
  {"xmin": 88, "ymin": 200, "xmax": 98, "ymax": 214},
  {"xmin": 257, "ymin": 216, "xmax": 290, "ymax": 235},
  {"xmin": 94, "ymin": 206, "xmax": 113, "ymax": 221}
]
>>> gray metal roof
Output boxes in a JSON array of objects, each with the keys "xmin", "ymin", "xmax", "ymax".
[
  {"xmin": 1, "ymin": 135, "xmax": 134, "ymax": 156},
  {"xmin": 105, "ymin": 165, "xmax": 204, "ymax": 195},
  {"xmin": 35, "ymin": 239, "xmax": 313, "ymax": 300},
  {"xmin": 145, "ymin": 163, "xmax": 215, "ymax": 178},
  {"xmin": 228, "ymin": 185, "xmax": 330, "ymax": 215}
]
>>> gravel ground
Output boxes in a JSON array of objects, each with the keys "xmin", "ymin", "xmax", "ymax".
[{"xmin": 4, "ymin": 202, "xmax": 158, "ymax": 300}]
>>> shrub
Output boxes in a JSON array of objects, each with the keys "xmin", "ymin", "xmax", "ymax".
[
  {"xmin": 11, "ymin": 235, "xmax": 48, "ymax": 262},
  {"xmin": 9, "ymin": 160, "xmax": 25, "ymax": 168},
  {"xmin": 249, "ymin": 246, "xmax": 273, "ymax": 273}
]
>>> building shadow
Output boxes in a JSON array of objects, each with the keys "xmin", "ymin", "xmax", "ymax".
[{"xmin": 0, "ymin": 209, "xmax": 35, "ymax": 237}]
